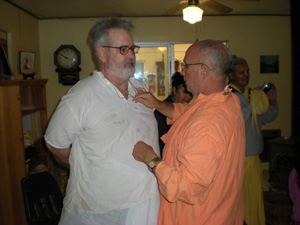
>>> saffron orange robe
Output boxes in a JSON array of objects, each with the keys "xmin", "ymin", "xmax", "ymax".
[{"xmin": 156, "ymin": 90, "xmax": 245, "ymax": 225}]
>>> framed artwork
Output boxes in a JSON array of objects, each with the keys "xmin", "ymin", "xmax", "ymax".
[
  {"xmin": 260, "ymin": 55, "xmax": 279, "ymax": 74},
  {"xmin": 147, "ymin": 74, "xmax": 156, "ymax": 93},
  {"xmin": 19, "ymin": 51, "xmax": 36, "ymax": 78}
]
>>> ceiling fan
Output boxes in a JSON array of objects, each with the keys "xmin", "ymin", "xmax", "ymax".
[{"xmin": 164, "ymin": 0, "xmax": 259, "ymax": 15}]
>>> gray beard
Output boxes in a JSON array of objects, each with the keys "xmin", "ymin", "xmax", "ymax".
[{"xmin": 110, "ymin": 66, "xmax": 135, "ymax": 80}]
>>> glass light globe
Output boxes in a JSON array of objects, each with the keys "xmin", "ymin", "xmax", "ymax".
[{"xmin": 183, "ymin": 6, "xmax": 203, "ymax": 24}]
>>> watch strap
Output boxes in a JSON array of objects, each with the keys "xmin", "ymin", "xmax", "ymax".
[{"xmin": 148, "ymin": 156, "xmax": 162, "ymax": 173}]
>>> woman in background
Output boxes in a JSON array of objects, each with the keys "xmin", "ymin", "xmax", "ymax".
[
  {"xmin": 154, "ymin": 72, "xmax": 193, "ymax": 156},
  {"xmin": 228, "ymin": 56, "xmax": 278, "ymax": 225}
]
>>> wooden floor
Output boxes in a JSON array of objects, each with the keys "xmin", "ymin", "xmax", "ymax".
[{"xmin": 262, "ymin": 162, "xmax": 293, "ymax": 225}]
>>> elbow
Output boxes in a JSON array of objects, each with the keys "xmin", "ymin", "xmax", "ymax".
[
  {"xmin": 158, "ymin": 182, "xmax": 200, "ymax": 205},
  {"xmin": 45, "ymin": 141, "xmax": 71, "ymax": 169},
  {"xmin": 45, "ymin": 141, "xmax": 54, "ymax": 154}
]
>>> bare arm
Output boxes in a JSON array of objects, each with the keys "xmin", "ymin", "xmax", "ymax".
[
  {"xmin": 255, "ymin": 82, "xmax": 277, "ymax": 106},
  {"xmin": 45, "ymin": 141, "xmax": 71, "ymax": 168},
  {"xmin": 134, "ymin": 91, "xmax": 174, "ymax": 119},
  {"xmin": 266, "ymin": 85, "xmax": 277, "ymax": 106}
]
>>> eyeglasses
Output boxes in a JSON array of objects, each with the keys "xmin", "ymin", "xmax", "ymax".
[
  {"xmin": 102, "ymin": 45, "xmax": 140, "ymax": 55},
  {"xmin": 181, "ymin": 62, "xmax": 211, "ymax": 70}
]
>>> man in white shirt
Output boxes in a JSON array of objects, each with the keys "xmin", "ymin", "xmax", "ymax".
[{"xmin": 44, "ymin": 18, "xmax": 160, "ymax": 225}]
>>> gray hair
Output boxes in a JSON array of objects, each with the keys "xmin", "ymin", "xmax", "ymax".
[
  {"xmin": 230, "ymin": 56, "xmax": 248, "ymax": 73},
  {"xmin": 196, "ymin": 40, "xmax": 232, "ymax": 76},
  {"xmin": 90, "ymin": 18, "xmax": 134, "ymax": 64}
]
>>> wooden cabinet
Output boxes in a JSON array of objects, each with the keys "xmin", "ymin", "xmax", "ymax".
[{"xmin": 0, "ymin": 79, "xmax": 49, "ymax": 225}]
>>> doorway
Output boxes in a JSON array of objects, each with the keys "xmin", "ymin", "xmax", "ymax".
[{"xmin": 135, "ymin": 42, "xmax": 192, "ymax": 101}]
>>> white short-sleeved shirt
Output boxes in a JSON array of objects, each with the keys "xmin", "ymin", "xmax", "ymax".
[{"xmin": 45, "ymin": 71, "xmax": 160, "ymax": 214}]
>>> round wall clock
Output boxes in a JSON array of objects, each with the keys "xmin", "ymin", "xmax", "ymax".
[
  {"xmin": 54, "ymin": 45, "xmax": 81, "ymax": 85},
  {"xmin": 54, "ymin": 45, "xmax": 81, "ymax": 71}
]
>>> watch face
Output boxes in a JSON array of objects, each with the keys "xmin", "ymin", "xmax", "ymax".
[
  {"xmin": 149, "ymin": 161, "xmax": 155, "ymax": 168},
  {"xmin": 56, "ymin": 47, "xmax": 79, "ymax": 70}
]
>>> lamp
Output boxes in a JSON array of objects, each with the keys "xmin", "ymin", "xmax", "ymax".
[
  {"xmin": 183, "ymin": 5, "xmax": 203, "ymax": 24},
  {"xmin": 182, "ymin": 0, "xmax": 203, "ymax": 24}
]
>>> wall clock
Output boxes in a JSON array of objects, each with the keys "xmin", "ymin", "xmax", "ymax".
[{"xmin": 54, "ymin": 45, "xmax": 81, "ymax": 85}]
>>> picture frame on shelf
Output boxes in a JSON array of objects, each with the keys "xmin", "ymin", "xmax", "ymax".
[{"xmin": 18, "ymin": 51, "xmax": 36, "ymax": 79}]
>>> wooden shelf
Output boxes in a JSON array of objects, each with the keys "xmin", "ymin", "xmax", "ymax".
[{"xmin": 0, "ymin": 79, "xmax": 49, "ymax": 225}]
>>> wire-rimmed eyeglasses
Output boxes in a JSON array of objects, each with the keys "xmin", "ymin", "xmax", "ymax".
[
  {"xmin": 102, "ymin": 45, "xmax": 140, "ymax": 55},
  {"xmin": 181, "ymin": 62, "xmax": 211, "ymax": 70}
]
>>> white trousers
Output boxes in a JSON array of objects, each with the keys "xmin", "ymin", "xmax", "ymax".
[{"xmin": 58, "ymin": 195, "xmax": 160, "ymax": 225}]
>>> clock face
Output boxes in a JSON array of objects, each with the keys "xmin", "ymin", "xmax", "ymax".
[
  {"xmin": 57, "ymin": 48, "xmax": 78, "ymax": 69},
  {"xmin": 56, "ymin": 47, "xmax": 79, "ymax": 70}
]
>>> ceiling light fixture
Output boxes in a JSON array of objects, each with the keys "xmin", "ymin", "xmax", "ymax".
[{"xmin": 182, "ymin": 0, "xmax": 203, "ymax": 24}]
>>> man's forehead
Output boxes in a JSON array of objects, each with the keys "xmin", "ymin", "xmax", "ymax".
[
  {"xmin": 109, "ymin": 28, "xmax": 132, "ymax": 42},
  {"xmin": 236, "ymin": 63, "xmax": 249, "ymax": 70},
  {"xmin": 185, "ymin": 45, "xmax": 200, "ymax": 61}
]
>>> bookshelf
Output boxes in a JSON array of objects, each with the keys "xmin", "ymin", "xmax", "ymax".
[{"xmin": 0, "ymin": 79, "xmax": 49, "ymax": 225}]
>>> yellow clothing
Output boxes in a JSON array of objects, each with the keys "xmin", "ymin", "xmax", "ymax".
[
  {"xmin": 155, "ymin": 90, "xmax": 246, "ymax": 225},
  {"xmin": 244, "ymin": 155, "xmax": 266, "ymax": 225},
  {"xmin": 229, "ymin": 83, "xmax": 273, "ymax": 225},
  {"xmin": 229, "ymin": 83, "xmax": 269, "ymax": 130}
]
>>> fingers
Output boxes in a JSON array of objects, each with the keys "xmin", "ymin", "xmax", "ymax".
[
  {"xmin": 136, "ymin": 88, "xmax": 146, "ymax": 92},
  {"xmin": 132, "ymin": 141, "xmax": 145, "ymax": 161},
  {"xmin": 134, "ymin": 91, "xmax": 157, "ymax": 109},
  {"xmin": 133, "ymin": 141, "xmax": 157, "ymax": 164}
]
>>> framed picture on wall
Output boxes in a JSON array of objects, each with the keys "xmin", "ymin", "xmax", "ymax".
[
  {"xmin": 18, "ymin": 51, "xmax": 36, "ymax": 77},
  {"xmin": 260, "ymin": 55, "xmax": 279, "ymax": 73}
]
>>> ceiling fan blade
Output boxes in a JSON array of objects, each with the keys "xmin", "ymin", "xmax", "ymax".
[
  {"xmin": 164, "ymin": 1, "xmax": 188, "ymax": 15},
  {"xmin": 200, "ymin": 0, "xmax": 233, "ymax": 13}
]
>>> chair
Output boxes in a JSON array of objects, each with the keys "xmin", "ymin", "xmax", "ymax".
[{"xmin": 21, "ymin": 172, "xmax": 64, "ymax": 225}]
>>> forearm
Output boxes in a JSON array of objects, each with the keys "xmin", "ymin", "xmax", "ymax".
[
  {"xmin": 262, "ymin": 103, "xmax": 278, "ymax": 124},
  {"xmin": 269, "ymin": 99, "xmax": 276, "ymax": 106},
  {"xmin": 45, "ymin": 142, "xmax": 71, "ymax": 168},
  {"xmin": 155, "ymin": 101, "xmax": 174, "ymax": 119},
  {"xmin": 134, "ymin": 92, "xmax": 174, "ymax": 119}
]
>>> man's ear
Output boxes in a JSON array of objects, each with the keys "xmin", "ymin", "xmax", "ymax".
[
  {"xmin": 97, "ymin": 46, "xmax": 107, "ymax": 63},
  {"xmin": 200, "ymin": 65, "xmax": 209, "ymax": 80}
]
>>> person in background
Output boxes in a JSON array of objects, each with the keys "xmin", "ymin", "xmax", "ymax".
[
  {"xmin": 289, "ymin": 141, "xmax": 300, "ymax": 225},
  {"xmin": 154, "ymin": 72, "xmax": 193, "ymax": 155},
  {"xmin": 44, "ymin": 18, "xmax": 160, "ymax": 225},
  {"xmin": 132, "ymin": 39, "xmax": 246, "ymax": 225},
  {"xmin": 228, "ymin": 56, "xmax": 278, "ymax": 225}
]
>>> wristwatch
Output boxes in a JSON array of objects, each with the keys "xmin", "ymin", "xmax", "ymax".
[{"xmin": 148, "ymin": 156, "xmax": 162, "ymax": 173}]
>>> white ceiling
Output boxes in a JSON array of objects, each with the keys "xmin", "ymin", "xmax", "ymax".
[{"xmin": 5, "ymin": 0, "xmax": 290, "ymax": 20}]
